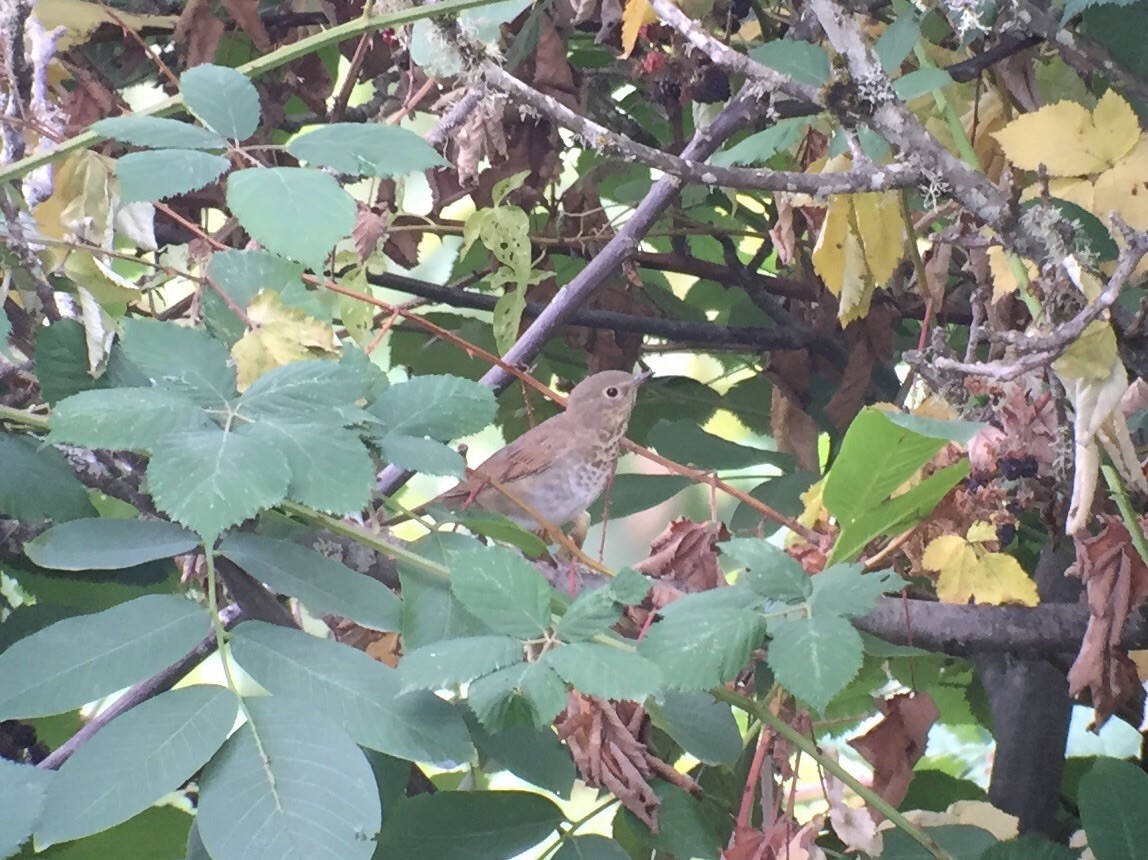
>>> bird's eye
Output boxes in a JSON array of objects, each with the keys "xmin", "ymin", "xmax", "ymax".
[{"xmin": 606, "ymin": 386, "xmax": 620, "ymax": 398}]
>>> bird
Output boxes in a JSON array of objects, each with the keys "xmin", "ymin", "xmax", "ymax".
[{"xmin": 390, "ymin": 369, "xmax": 652, "ymax": 533}]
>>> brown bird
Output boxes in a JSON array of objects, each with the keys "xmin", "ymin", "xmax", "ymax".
[{"xmin": 396, "ymin": 369, "xmax": 652, "ymax": 532}]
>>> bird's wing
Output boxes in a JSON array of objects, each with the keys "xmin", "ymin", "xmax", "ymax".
[{"xmin": 436, "ymin": 417, "xmax": 572, "ymax": 504}]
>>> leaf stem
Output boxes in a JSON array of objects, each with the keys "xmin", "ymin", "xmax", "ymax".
[{"xmin": 1101, "ymin": 463, "xmax": 1148, "ymax": 568}]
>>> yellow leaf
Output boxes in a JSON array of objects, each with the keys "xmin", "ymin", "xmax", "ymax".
[
  {"xmin": 33, "ymin": 150, "xmax": 116, "ymax": 251},
  {"xmin": 1093, "ymin": 138, "xmax": 1148, "ymax": 231},
  {"xmin": 986, "ymin": 246, "xmax": 1037, "ymax": 304},
  {"xmin": 922, "ymin": 534, "xmax": 974, "ymax": 574},
  {"xmin": 853, "ymin": 192, "xmax": 904, "ymax": 284},
  {"xmin": 926, "ymin": 537, "xmax": 981, "ymax": 603},
  {"xmin": 1052, "ymin": 320, "xmax": 1119, "ymax": 381},
  {"xmin": 33, "ymin": 0, "xmax": 177, "ymax": 50},
  {"xmin": 970, "ymin": 553, "xmax": 1039, "ymax": 606},
  {"xmin": 965, "ymin": 521, "xmax": 996, "ymax": 543},
  {"xmin": 1045, "ymin": 177, "xmax": 1095, "ymax": 213},
  {"xmin": 992, "ymin": 96, "xmax": 1140, "ymax": 177},
  {"xmin": 620, "ymin": 0, "xmax": 656, "ymax": 58},
  {"xmin": 836, "ymin": 225, "xmax": 874, "ymax": 326},
  {"xmin": 231, "ymin": 291, "xmax": 339, "ymax": 391}
]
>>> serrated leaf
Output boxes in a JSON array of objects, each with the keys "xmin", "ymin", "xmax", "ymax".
[
  {"xmin": 1072, "ymin": 760, "xmax": 1148, "ymax": 860},
  {"xmin": 648, "ymin": 691, "xmax": 742, "ymax": 766},
  {"xmin": 808, "ymin": 564, "xmax": 904, "ymax": 618},
  {"xmin": 91, "ymin": 116, "xmax": 227, "ymax": 150},
  {"xmin": 116, "ymin": 149, "xmax": 230, "ymax": 204},
  {"xmin": 287, "ymin": 124, "xmax": 447, "ymax": 177},
  {"xmin": 111, "ymin": 318, "xmax": 236, "ymax": 408},
  {"xmin": 25, "ymin": 518, "xmax": 199, "ymax": 571},
  {"xmin": 230, "ymin": 622, "xmax": 473, "ymax": 764},
  {"xmin": 35, "ymin": 686, "xmax": 237, "ymax": 846},
  {"xmin": 722, "ymin": 537, "xmax": 812, "ymax": 602},
  {"xmin": 51, "ymin": 386, "xmax": 211, "ymax": 452},
  {"xmin": 768, "ymin": 614, "xmax": 863, "ymax": 712},
  {"xmin": 180, "ymin": 64, "xmax": 260, "ymax": 140},
  {"xmin": 230, "ymin": 290, "xmax": 339, "ymax": 391},
  {"xmin": 0, "ymin": 595, "xmax": 207, "ymax": 719},
  {"xmin": 400, "ymin": 635, "xmax": 525, "ymax": 692},
  {"xmin": 0, "ymin": 433, "xmax": 95, "ymax": 524},
  {"xmin": 36, "ymin": 319, "xmax": 98, "ymax": 405},
  {"xmin": 875, "ymin": 10, "xmax": 920, "ymax": 72},
  {"xmin": 450, "ymin": 546, "xmax": 551, "ymax": 638},
  {"xmin": 147, "ymin": 427, "xmax": 290, "ymax": 541},
  {"xmin": 207, "ymin": 249, "xmax": 307, "ymax": 315},
  {"xmin": 375, "ymin": 790, "xmax": 563, "ymax": 860},
  {"xmin": 399, "ymin": 534, "xmax": 491, "ymax": 650},
  {"xmin": 750, "ymin": 39, "xmax": 831, "ymax": 85},
  {"xmin": 609, "ymin": 567, "xmax": 652, "ymax": 605},
  {"xmin": 0, "ymin": 759, "xmax": 51, "ymax": 858},
  {"xmin": 543, "ymin": 642, "xmax": 662, "ymax": 701},
  {"xmin": 219, "ymin": 534, "xmax": 401, "ymax": 631},
  {"xmin": 555, "ymin": 586, "xmax": 622, "ymax": 642},
  {"xmin": 226, "ymin": 167, "xmax": 355, "ymax": 271},
  {"xmin": 638, "ymin": 604, "xmax": 764, "ymax": 690},
  {"xmin": 370, "ymin": 374, "xmax": 497, "ymax": 440},
  {"xmin": 197, "ymin": 696, "xmax": 379, "ymax": 860},
  {"xmin": 235, "ymin": 359, "xmax": 368, "ymax": 420},
  {"xmin": 468, "ymin": 715, "xmax": 577, "ymax": 797},
  {"xmin": 379, "ymin": 434, "xmax": 465, "ymax": 477},
  {"xmin": 467, "ymin": 660, "xmax": 568, "ymax": 728}
]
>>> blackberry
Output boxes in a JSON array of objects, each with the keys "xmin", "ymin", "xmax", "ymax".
[
  {"xmin": 694, "ymin": 66, "xmax": 731, "ymax": 103},
  {"xmin": 654, "ymin": 78, "xmax": 682, "ymax": 104},
  {"xmin": 1018, "ymin": 456, "xmax": 1039, "ymax": 478},
  {"xmin": 999, "ymin": 456, "xmax": 1022, "ymax": 481},
  {"xmin": 996, "ymin": 523, "xmax": 1017, "ymax": 546}
]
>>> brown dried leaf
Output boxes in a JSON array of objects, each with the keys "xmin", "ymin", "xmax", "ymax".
[
  {"xmin": 220, "ymin": 0, "xmax": 272, "ymax": 51},
  {"xmin": 770, "ymin": 197, "xmax": 798, "ymax": 267},
  {"xmin": 1067, "ymin": 516, "xmax": 1148, "ymax": 728},
  {"xmin": 555, "ymin": 693, "xmax": 661, "ymax": 831},
  {"xmin": 353, "ymin": 203, "xmax": 388, "ymax": 260},
  {"xmin": 848, "ymin": 692, "xmax": 939, "ymax": 814},
  {"xmin": 327, "ymin": 617, "xmax": 402, "ymax": 668},
  {"xmin": 634, "ymin": 517, "xmax": 731, "ymax": 592},
  {"xmin": 174, "ymin": 0, "xmax": 225, "ymax": 68}
]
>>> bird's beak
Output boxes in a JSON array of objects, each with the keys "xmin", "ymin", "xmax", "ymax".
[{"xmin": 633, "ymin": 369, "xmax": 654, "ymax": 386}]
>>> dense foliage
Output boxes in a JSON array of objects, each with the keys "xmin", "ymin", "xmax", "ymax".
[{"xmin": 3, "ymin": 0, "xmax": 1148, "ymax": 856}]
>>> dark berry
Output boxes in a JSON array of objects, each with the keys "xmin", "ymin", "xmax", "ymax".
[
  {"xmin": 694, "ymin": 67, "xmax": 731, "ymax": 103},
  {"xmin": 7, "ymin": 722, "xmax": 36, "ymax": 749},
  {"xmin": 654, "ymin": 78, "xmax": 682, "ymax": 104},
  {"xmin": 999, "ymin": 457, "xmax": 1022, "ymax": 481},
  {"xmin": 1018, "ymin": 457, "xmax": 1039, "ymax": 479},
  {"xmin": 996, "ymin": 523, "xmax": 1017, "ymax": 546},
  {"xmin": 731, "ymin": 0, "xmax": 752, "ymax": 18}
]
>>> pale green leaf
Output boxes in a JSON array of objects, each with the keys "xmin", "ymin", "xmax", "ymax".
[
  {"xmin": 808, "ymin": 564, "xmax": 904, "ymax": 619},
  {"xmin": 50, "ymin": 386, "xmax": 211, "ymax": 452},
  {"xmin": 468, "ymin": 661, "xmax": 568, "ymax": 728},
  {"xmin": 450, "ymin": 546, "xmax": 551, "ymax": 639},
  {"xmin": 0, "ymin": 433, "xmax": 95, "ymax": 524},
  {"xmin": 91, "ymin": 116, "xmax": 227, "ymax": 150},
  {"xmin": 235, "ymin": 359, "xmax": 369, "ymax": 421},
  {"xmin": 180, "ymin": 64, "xmax": 260, "ymax": 140},
  {"xmin": 207, "ymin": 249, "xmax": 306, "ymax": 312},
  {"xmin": 555, "ymin": 586, "xmax": 622, "ymax": 642},
  {"xmin": 116, "ymin": 150, "xmax": 229, "ymax": 204},
  {"xmin": 722, "ymin": 537, "xmax": 811, "ymax": 602},
  {"xmin": 0, "ymin": 595, "xmax": 207, "ymax": 719},
  {"xmin": 35, "ymin": 686, "xmax": 237, "ymax": 846},
  {"xmin": 400, "ymin": 635, "xmax": 524, "ymax": 692},
  {"xmin": 25, "ymin": 518, "xmax": 199, "ymax": 571},
  {"xmin": 197, "ymin": 696, "xmax": 379, "ymax": 860},
  {"xmin": 875, "ymin": 11, "xmax": 920, "ymax": 72},
  {"xmin": 711, "ymin": 118, "xmax": 807, "ymax": 167},
  {"xmin": 226, "ymin": 167, "xmax": 356, "ymax": 271},
  {"xmin": 110, "ymin": 318, "xmax": 236, "ymax": 408},
  {"xmin": 287, "ymin": 124, "xmax": 447, "ymax": 177},
  {"xmin": 147, "ymin": 427, "xmax": 290, "ymax": 541},
  {"xmin": 230, "ymin": 622, "xmax": 472, "ymax": 764},
  {"xmin": 750, "ymin": 40, "xmax": 830, "ymax": 85},
  {"xmin": 638, "ymin": 603, "xmax": 764, "ymax": 690},
  {"xmin": 543, "ymin": 642, "xmax": 662, "ymax": 701},
  {"xmin": 0, "ymin": 759, "xmax": 52, "ymax": 859},
  {"xmin": 219, "ymin": 534, "xmax": 401, "ymax": 632},
  {"xmin": 1079, "ymin": 758, "xmax": 1148, "ymax": 860},
  {"xmin": 648, "ymin": 691, "xmax": 743, "ymax": 766},
  {"xmin": 370, "ymin": 374, "xmax": 497, "ymax": 440},
  {"xmin": 379, "ymin": 434, "xmax": 465, "ymax": 477},
  {"xmin": 894, "ymin": 68, "xmax": 954, "ymax": 100},
  {"xmin": 768, "ymin": 614, "xmax": 863, "ymax": 712},
  {"xmin": 553, "ymin": 835, "xmax": 631, "ymax": 860}
]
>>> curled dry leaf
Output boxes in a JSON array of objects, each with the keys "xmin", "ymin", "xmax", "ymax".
[
  {"xmin": 723, "ymin": 816, "xmax": 827, "ymax": 860},
  {"xmin": 1067, "ymin": 516, "xmax": 1148, "ymax": 728},
  {"xmin": 634, "ymin": 517, "xmax": 731, "ymax": 591},
  {"xmin": 326, "ymin": 617, "xmax": 402, "ymax": 668},
  {"xmin": 967, "ymin": 383, "xmax": 1058, "ymax": 479},
  {"xmin": 555, "ymin": 693, "xmax": 698, "ymax": 832},
  {"xmin": 848, "ymin": 692, "xmax": 939, "ymax": 815},
  {"xmin": 825, "ymin": 770, "xmax": 881, "ymax": 857}
]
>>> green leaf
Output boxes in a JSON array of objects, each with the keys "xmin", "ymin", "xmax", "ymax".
[
  {"xmin": 808, "ymin": 564, "xmax": 903, "ymax": 618},
  {"xmin": 219, "ymin": 534, "xmax": 401, "ymax": 632},
  {"xmin": 197, "ymin": 696, "xmax": 380, "ymax": 860},
  {"xmin": 0, "ymin": 759, "xmax": 51, "ymax": 859},
  {"xmin": 21, "ymin": 805, "xmax": 191, "ymax": 860},
  {"xmin": 91, "ymin": 116, "xmax": 227, "ymax": 150},
  {"xmin": 881, "ymin": 825, "xmax": 998, "ymax": 859},
  {"xmin": 36, "ymin": 320, "xmax": 98, "ymax": 405},
  {"xmin": 468, "ymin": 715, "xmax": 576, "ymax": 797},
  {"xmin": 894, "ymin": 68, "xmax": 953, "ymax": 100},
  {"xmin": 376, "ymin": 790, "xmax": 563, "ymax": 860},
  {"xmin": 370, "ymin": 374, "xmax": 497, "ymax": 440},
  {"xmin": 1022, "ymin": 197, "xmax": 1119, "ymax": 262},
  {"xmin": 543, "ymin": 642, "xmax": 663, "ymax": 701},
  {"xmin": 875, "ymin": 10, "xmax": 920, "ymax": 73},
  {"xmin": 236, "ymin": 359, "xmax": 369, "ymax": 420},
  {"xmin": 116, "ymin": 150, "xmax": 230, "ymax": 204},
  {"xmin": 1079, "ymin": 757, "xmax": 1148, "ymax": 860},
  {"xmin": 35, "ymin": 686, "xmax": 237, "ymax": 846},
  {"xmin": 552, "ymin": 835, "xmax": 632, "ymax": 860},
  {"xmin": 147, "ymin": 427, "xmax": 290, "ymax": 542},
  {"xmin": 239, "ymin": 421, "xmax": 374, "ymax": 513},
  {"xmin": 711, "ymin": 118, "xmax": 807, "ymax": 167},
  {"xmin": 638, "ymin": 601, "xmax": 764, "ymax": 690},
  {"xmin": 50, "ymin": 387, "xmax": 211, "ymax": 452},
  {"xmin": 207, "ymin": 249, "xmax": 306, "ymax": 313},
  {"xmin": 555, "ymin": 586, "xmax": 622, "ymax": 642},
  {"xmin": 492, "ymin": 287, "xmax": 527, "ymax": 355},
  {"xmin": 750, "ymin": 40, "xmax": 831, "ymax": 85},
  {"xmin": 768, "ymin": 614, "xmax": 863, "ymax": 712},
  {"xmin": 615, "ymin": 780, "xmax": 722, "ymax": 859},
  {"xmin": 609, "ymin": 567, "xmax": 652, "ymax": 605},
  {"xmin": 648, "ymin": 691, "xmax": 743, "ymax": 766},
  {"xmin": 0, "ymin": 595, "xmax": 207, "ymax": 719},
  {"xmin": 229, "ymin": 622, "xmax": 473, "ymax": 764},
  {"xmin": 180, "ymin": 64, "xmax": 260, "ymax": 140},
  {"xmin": 443, "ymin": 510, "xmax": 550, "ymax": 557},
  {"xmin": 880, "ymin": 410, "xmax": 985, "ymax": 443},
  {"xmin": 722, "ymin": 538, "xmax": 811, "ymax": 602},
  {"xmin": 398, "ymin": 534, "xmax": 491, "ymax": 650},
  {"xmin": 467, "ymin": 660, "xmax": 568, "ymax": 728},
  {"xmin": 981, "ymin": 835, "xmax": 1076, "ymax": 860},
  {"xmin": 400, "ymin": 635, "xmax": 524, "ymax": 692},
  {"xmin": 1064, "ymin": 0, "xmax": 1141, "ymax": 21},
  {"xmin": 111, "ymin": 318, "xmax": 236, "ymax": 408},
  {"xmin": 450, "ymin": 546, "xmax": 551, "ymax": 638},
  {"xmin": 648, "ymin": 420, "xmax": 791, "ymax": 470},
  {"xmin": 730, "ymin": 471, "xmax": 818, "ymax": 535},
  {"xmin": 25, "ymin": 518, "xmax": 199, "ymax": 571},
  {"xmin": 226, "ymin": 167, "xmax": 356, "ymax": 271},
  {"xmin": 588, "ymin": 474, "xmax": 692, "ymax": 521},
  {"xmin": 379, "ymin": 434, "xmax": 465, "ymax": 477},
  {"xmin": 287, "ymin": 124, "xmax": 447, "ymax": 177},
  {"xmin": 0, "ymin": 433, "xmax": 95, "ymax": 524}
]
